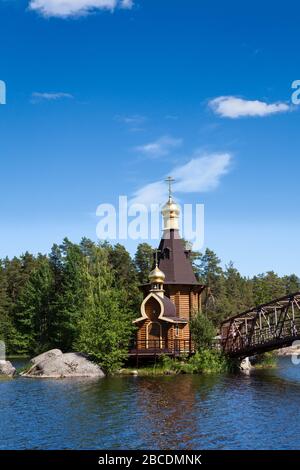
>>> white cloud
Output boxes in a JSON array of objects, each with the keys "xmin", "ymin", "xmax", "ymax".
[
  {"xmin": 135, "ymin": 135, "xmax": 183, "ymax": 159},
  {"xmin": 29, "ymin": 0, "xmax": 133, "ymax": 18},
  {"xmin": 130, "ymin": 152, "xmax": 232, "ymax": 207},
  {"xmin": 120, "ymin": 0, "xmax": 133, "ymax": 8},
  {"xmin": 130, "ymin": 180, "xmax": 167, "ymax": 208},
  {"xmin": 173, "ymin": 153, "xmax": 232, "ymax": 192},
  {"xmin": 115, "ymin": 114, "xmax": 146, "ymax": 125},
  {"xmin": 31, "ymin": 92, "xmax": 74, "ymax": 102},
  {"xmin": 115, "ymin": 114, "xmax": 147, "ymax": 132},
  {"xmin": 209, "ymin": 96, "xmax": 290, "ymax": 118}
]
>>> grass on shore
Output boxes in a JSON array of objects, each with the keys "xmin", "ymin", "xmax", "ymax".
[
  {"xmin": 120, "ymin": 349, "xmax": 237, "ymax": 377},
  {"xmin": 251, "ymin": 352, "xmax": 278, "ymax": 369}
]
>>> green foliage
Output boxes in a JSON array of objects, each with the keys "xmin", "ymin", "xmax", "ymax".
[
  {"xmin": 188, "ymin": 350, "xmax": 234, "ymax": 374},
  {"xmin": 197, "ymin": 249, "xmax": 230, "ymax": 324},
  {"xmin": 190, "ymin": 312, "xmax": 216, "ymax": 349},
  {"xmin": 0, "ymin": 239, "xmax": 139, "ymax": 372},
  {"xmin": 0, "ymin": 263, "xmax": 15, "ymax": 350},
  {"xmin": 134, "ymin": 243, "xmax": 154, "ymax": 284},
  {"xmin": 107, "ymin": 243, "xmax": 142, "ymax": 312},
  {"xmin": 252, "ymin": 352, "xmax": 278, "ymax": 369},
  {"xmin": 14, "ymin": 255, "xmax": 54, "ymax": 354},
  {"xmin": 0, "ymin": 241, "xmax": 299, "ymax": 369},
  {"xmin": 252, "ymin": 271, "xmax": 286, "ymax": 306},
  {"xmin": 125, "ymin": 350, "xmax": 234, "ymax": 376},
  {"xmin": 74, "ymin": 245, "xmax": 134, "ymax": 374},
  {"xmin": 194, "ymin": 249, "xmax": 300, "ymax": 325}
]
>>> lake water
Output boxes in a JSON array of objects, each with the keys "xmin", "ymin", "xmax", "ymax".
[{"xmin": 1, "ymin": 357, "xmax": 300, "ymax": 450}]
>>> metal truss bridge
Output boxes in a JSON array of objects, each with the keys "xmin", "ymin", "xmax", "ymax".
[{"xmin": 221, "ymin": 292, "xmax": 300, "ymax": 358}]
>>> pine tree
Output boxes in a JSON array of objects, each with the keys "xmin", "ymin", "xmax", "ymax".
[
  {"xmin": 190, "ymin": 312, "xmax": 216, "ymax": 349},
  {"xmin": 14, "ymin": 256, "xmax": 54, "ymax": 354},
  {"xmin": 224, "ymin": 262, "xmax": 254, "ymax": 316},
  {"xmin": 51, "ymin": 238, "xmax": 87, "ymax": 351},
  {"xmin": 75, "ymin": 245, "xmax": 134, "ymax": 373},
  {"xmin": 107, "ymin": 243, "xmax": 142, "ymax": 313},
  {"xmin": 198, "ymin": 249, "xmax": 228, "ymax": 324},
  {"xmin": 0, "ymin": 262, "xmax": 15, "ymax": 354},
  {"xmin": 252, "ymin": 271, "xmax": 286, "ymax": 305},
  {"xmin": 282, "ymin": 274, "xmax": 300, "ymax": 295},
  {"xmin": 134, "ymin": 243, "xmax": 154, "ymax": 284}
]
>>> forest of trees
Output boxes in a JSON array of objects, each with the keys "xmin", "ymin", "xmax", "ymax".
[{"xmin": 0, "ymin": 238, "xmax": 299, "ymax": 372}]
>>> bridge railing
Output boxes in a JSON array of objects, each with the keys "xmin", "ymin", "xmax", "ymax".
[{"xmin": 220, "ymin": 292, "xmax": 300, "ymax": 356}]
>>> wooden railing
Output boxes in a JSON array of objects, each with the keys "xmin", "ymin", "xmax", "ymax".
[{"xmin": 129, "ymin": 339, "xmax": 194, "ymax": 356}]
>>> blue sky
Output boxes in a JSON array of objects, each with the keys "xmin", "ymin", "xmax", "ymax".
[{"xmin": 0, "ymin": 0, "xmax": 300, "ymax": 276}]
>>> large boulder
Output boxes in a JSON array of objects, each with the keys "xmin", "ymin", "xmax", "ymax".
[
  {"xmin": 22, "ymin": 350, "xmax": 105, "ymax": 379},
  {"xmin": 0, "ymin": 360, "xmax": 16, "ymax": 377},
  {"xmin": 30, "ymin": 349, "xmax": 63, "ymax": 365}
]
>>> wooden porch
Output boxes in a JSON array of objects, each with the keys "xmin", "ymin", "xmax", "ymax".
[{"xmin": 129, "ymin": 339, "xmax": 194, "ymax": 358}]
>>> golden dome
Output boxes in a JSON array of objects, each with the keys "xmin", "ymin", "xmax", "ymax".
[
  {"xmin": 161, "ymin": 196, "xmax": 180, "ymax": 231},
  {"xmin": 161, "ymin": 197, "xmax": 180, "ymax": 217},
  {"xmin": 149, "ymin": 265, "xmax": 166, "ymax": 284}
]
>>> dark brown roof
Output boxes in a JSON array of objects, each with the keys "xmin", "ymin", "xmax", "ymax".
[
  {"xmin": 158, "ymin": 229, "xmax": 199, "ymax": 285},
  {"xmin": 152, "ymin": 293, "xmax": 187, "ymax": 323}
]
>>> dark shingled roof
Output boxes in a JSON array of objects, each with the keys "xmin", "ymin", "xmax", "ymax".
[
  {"xmin": 152, "ymin": 293, "xmax": 187, "ymax": 323},
  {"xmin": 158, "ymin": 229, "xmax": 199, "ymax": 285}
]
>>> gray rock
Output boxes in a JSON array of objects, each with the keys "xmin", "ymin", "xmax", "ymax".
[
  {"xmin": 0, "ymin": 360, "xmax": 16, "ymax": 377},
  {"xmin": 277, "ymin": 345, "xmax": 300, "ymax": 356},
  {"xmin": 30, "ymin": 349, "xmax": 63, "ymax": 365},
  {"xmin": 240, "ymin": 357, "xmax": 252, "ymax": 373},
  {"xmin": 22, "ymin": 350, "xmax": 105, "ymax": 379}
]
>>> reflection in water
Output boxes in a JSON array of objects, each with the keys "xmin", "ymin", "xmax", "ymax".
[
  {"xmin": 1, "ymin": 357, "xmax": 300, "ymax": 449},
  {"xmin": 136, "ymin": 375, "xmax": 219, "ymax": 449}
]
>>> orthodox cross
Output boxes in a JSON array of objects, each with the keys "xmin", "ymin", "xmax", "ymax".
[{"xmin": 165, "ymin": 176, "xmax": 175, "ymax": 199}]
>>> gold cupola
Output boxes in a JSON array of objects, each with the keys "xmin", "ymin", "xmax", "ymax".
[
  {"xmin": 149, "ymin": 251, "xmax": 165, "ymax": 297},
  {"xmin": 149, "ymin": 265, "xmax": 166, "ymax": 285}
]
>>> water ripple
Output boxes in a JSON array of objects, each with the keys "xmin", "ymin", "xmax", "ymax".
[{"xmin": 1, "ymin": 357, "xmax": 300, "ymax": 449}]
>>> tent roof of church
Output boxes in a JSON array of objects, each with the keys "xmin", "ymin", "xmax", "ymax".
[{"xmin": 157, "ymin": 229, "xmax": 199, "ymax": 285}]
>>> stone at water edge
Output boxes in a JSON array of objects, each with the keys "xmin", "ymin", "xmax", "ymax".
[
  {"xmin": 277, "ymin": 345, "xmax": 300, "ymax": 356},
  {"xmin": 239, "ymin": 357, "xmax": 252, "ymax": 373},
  {"xmin": 22, "ymin": 350, "xmax": 105, "ymax": 378},
  {"xmin": 0, "ymin": 360, "xmax": 16, "ymax": 377}
]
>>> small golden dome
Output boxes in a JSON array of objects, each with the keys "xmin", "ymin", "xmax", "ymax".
[
  {"xmin": 149, "ymin": 265, "xmax": 166, "ymax": 284},
  {"xmin": 161, "ymin": 197, "xmax": 180, "ymax": 218}
]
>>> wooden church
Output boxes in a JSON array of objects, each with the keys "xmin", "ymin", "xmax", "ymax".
[{"xmin": 131, "ymin": 178, "xmax": 207, "ymax": 357}]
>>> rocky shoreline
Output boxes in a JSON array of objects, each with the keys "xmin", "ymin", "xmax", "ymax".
[
  {"xmin": 21, "ymin": 349, "xmax": 105, "ymax": 379},
  {"xmin": 276, "ymin": 345, "xmax": 300, "ymax": 356},
  {"xmin": 0, "ymin": 349, "xmax": 105, "ymax": 379},
  {"xmin": 0, "ymin": 360, "xmax": 16, "ymax": 377},
  {"xmin": 2, "ymin": 346, "xmax": 299, "ymax": 380}
]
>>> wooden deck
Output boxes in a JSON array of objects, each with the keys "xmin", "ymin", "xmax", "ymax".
[{"xmin": 129, "ymin": 340, "xmax": 194, "ymax": 357}]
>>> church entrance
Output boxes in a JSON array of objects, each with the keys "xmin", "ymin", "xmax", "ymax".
[{"xmin": 147, "ymin": 322, "xmax": 162, "ymax": 349}]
